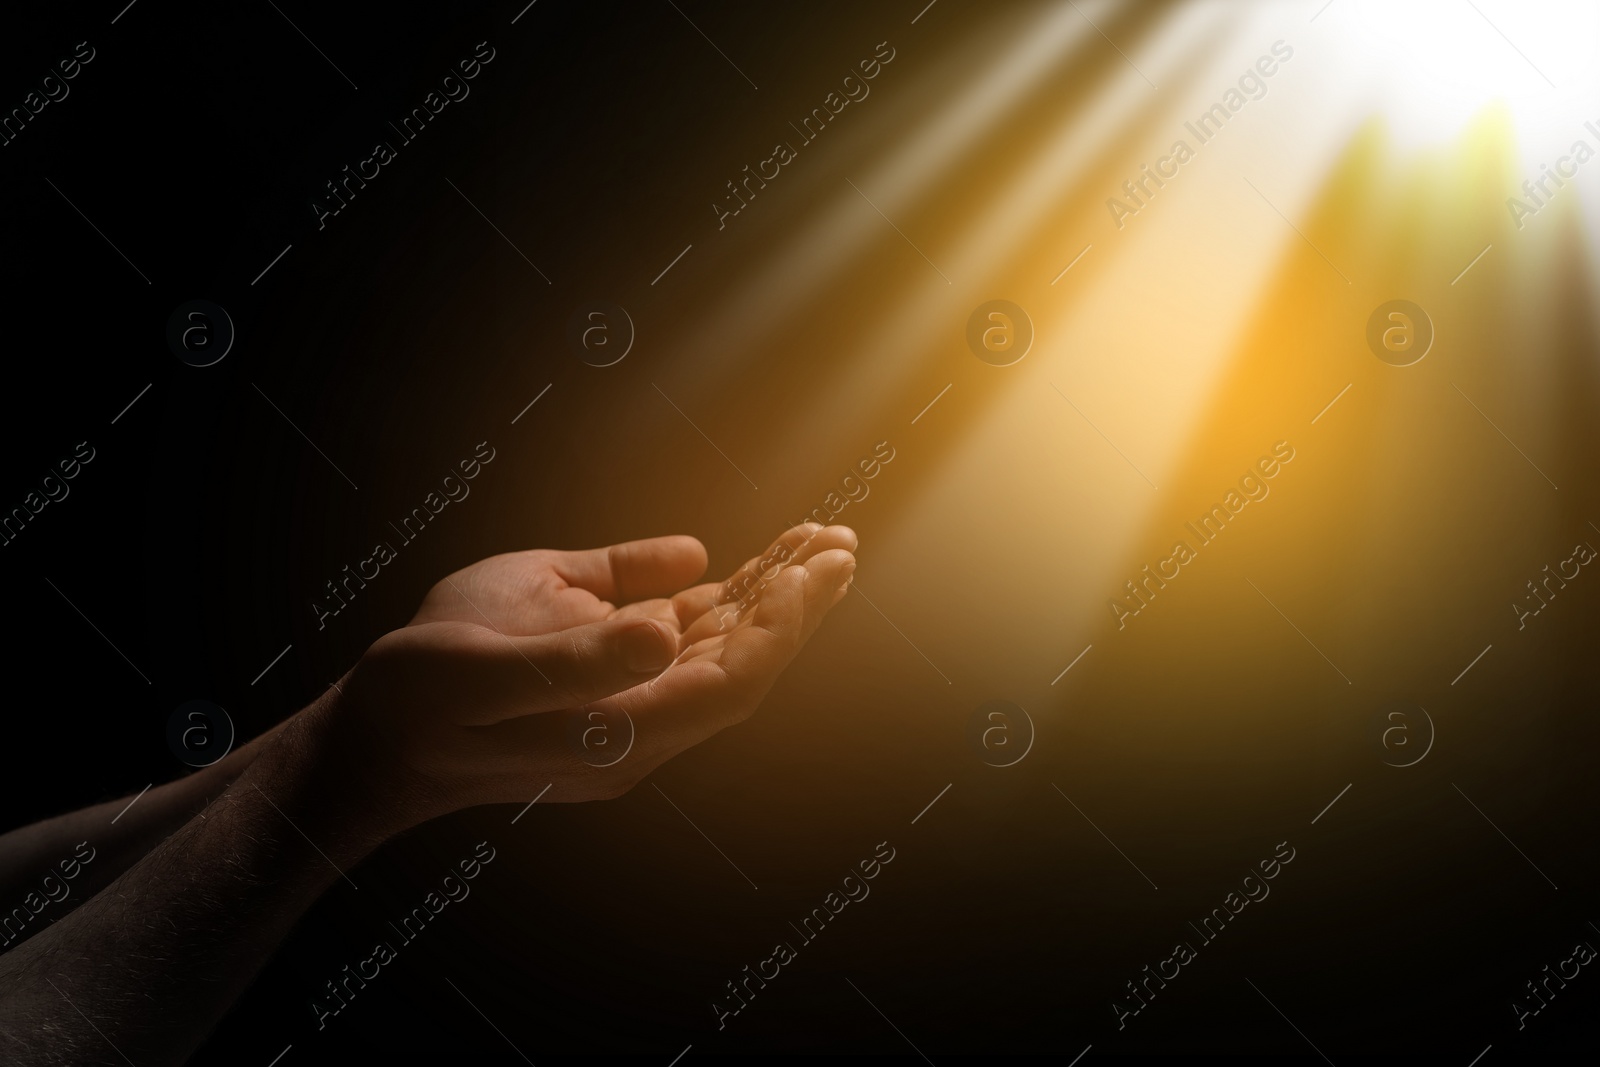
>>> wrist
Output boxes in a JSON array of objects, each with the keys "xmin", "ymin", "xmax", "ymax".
[
  {"xmin": 236, "ymin": 688, "xmax": 402, "ymax": 868},
  {"xmin": 270, "ymin": 678, "xmax": 454, "ymax": 849}
]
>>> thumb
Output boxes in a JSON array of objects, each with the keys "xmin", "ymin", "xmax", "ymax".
[{"xmin": 470, "ymin": 617, "xmax": 678, "ymax": 722}]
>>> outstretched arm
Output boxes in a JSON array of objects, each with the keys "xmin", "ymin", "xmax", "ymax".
[
  {"xmin": 0, "ymin": 527, "xmax": 856, "ymax": 1066},
  {"xmin": 0, "ymin": 722, "xmax": 286, "ymax": 943}
]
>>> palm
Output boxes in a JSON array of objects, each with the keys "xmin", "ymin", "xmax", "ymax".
[
  {"xmin": 420, "ymin": 527, "xmax": 855, "ymax": 755},
  {"xmin": 346, "ymin": 526, "xmax": 855, "ymax": 808},
  {"xmin": 411, "ymin": 527, "xmax": 854, "ymax": 658}
]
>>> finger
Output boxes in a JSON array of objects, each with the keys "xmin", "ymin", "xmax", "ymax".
[
  {"xmin": 629, "ymin": 551, "xmax": 854, "ymax": 758},
  {"xmin": 673, "ymin": 524, "xmax": 856, "ymax": 634},
  {"xmin": 786, "ymin": 523, "xmax": 858, "ymax": 562},
  {"xmin": 665, "ymin": 525, "xmax": 815, "ymax": 633},
  {"xmin": 461, "ymin": 616, "xmax": 680, "ymax": 723},
  {"xmin": 547, "ymin": 536, "xmax": 708, "ymax": 604},
  {"xmin": 674, "ymin": 533, "xmax": 854, "ymax": 643},
  {"xmin": 723, "ymin": 548, "xmax": 854, "ymax": 673},
  {"xmin": 474, "ymin": 557, "xmax": 855, "ymax": 789},
  {"xmin": 607, "ymin": 596, "xmax": 683, "ymax": 633},
  {"xmin": 664, "ymin": 580, "xmax": 728, "ymax": 632}
]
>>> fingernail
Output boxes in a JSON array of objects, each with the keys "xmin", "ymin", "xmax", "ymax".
[
  {"xmin": 831, "ymin": 562, "xmax": 856, "ymax": 604},
  {"xmin": 622, "ymin": 621, "xmax": 674, "ymax": 672}
]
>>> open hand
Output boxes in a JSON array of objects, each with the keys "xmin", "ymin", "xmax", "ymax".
[{"xmin": 328, "ymin": 524, "xmax": 856, "ymax": 831}]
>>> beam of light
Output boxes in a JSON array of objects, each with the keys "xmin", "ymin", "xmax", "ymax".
[{"xmin": 641, "ymin": 0, "xmax": 1598, "ymax": 703}]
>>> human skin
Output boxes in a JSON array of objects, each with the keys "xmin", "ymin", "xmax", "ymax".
[{"xmin": 0, "ymin": 524, "xmax": 856, "ymax": 1066}]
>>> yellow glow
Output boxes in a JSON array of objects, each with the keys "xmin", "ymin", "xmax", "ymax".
[{"xmin": 639, "ymin": 0, "xmax": 1597, "ymax": 704}]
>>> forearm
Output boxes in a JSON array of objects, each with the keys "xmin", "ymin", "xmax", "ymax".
[
  {"xmin": 0, "ymin": 527, "xmax": 850, "ymax": 1063},
  {"xmin": 0, "ymin": 694, "xmax": 395, "ymax": 1066},
  {"xmin": 0, "ymin": 719, "xmax": 291, "ymax": 924}
]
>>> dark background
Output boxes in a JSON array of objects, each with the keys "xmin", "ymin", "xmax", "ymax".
[{"xmin": 1, "ymin": 1, "xmax": 1595, "ymax": 1063}]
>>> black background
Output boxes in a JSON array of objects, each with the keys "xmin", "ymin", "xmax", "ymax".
[{"xmin": 1, "ymin": 2, "xmax": 1596, "ymax": 1064}]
